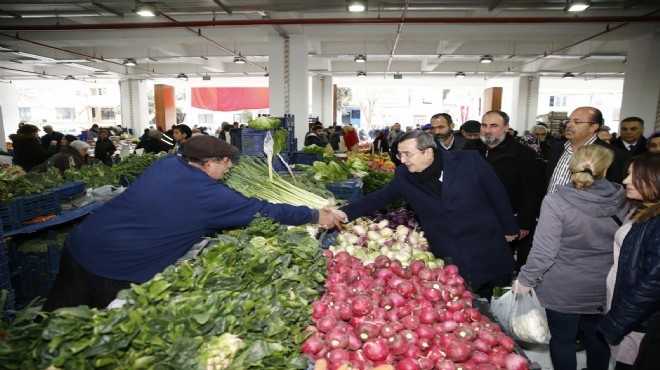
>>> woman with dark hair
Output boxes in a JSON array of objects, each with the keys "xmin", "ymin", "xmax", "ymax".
[
  {"xmin": 517, "ymin": 145, "xmax": 629, "ymax": 370},
  {"xmin": 598, "ymin": 153, "xmax": 660, "ymax": 370},
  {"xmin": 9, "ymin": 124, "xmax": 58, "ymax": 171}
]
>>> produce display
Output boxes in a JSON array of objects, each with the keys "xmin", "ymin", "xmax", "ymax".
[
  {"xmin": 0, "ymin": 217, "xmax": 326, "ymax": 369},
  {"xmin": 224, "ymin": 156, "xmax": 332, "ymax": 208},
  {"xmin": 248, "ymin": 116, "xmax": 282, "ymax": 130},
  {"xmin": 303, "ymin": 251, "xmax": 530, "ymax": 370},
  {"xmin": 302, "ymin": 145, "xmax": 327, "ymax": 155},
  {"xmin": 349, "ymin": 154, "xmax": 396, "ymax": 174}
]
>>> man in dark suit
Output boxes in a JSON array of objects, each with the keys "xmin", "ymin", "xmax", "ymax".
[
  {"xmin": 430, "ymin": 113, "xmax": 469, "ymax": 151},
  {"xmin": 546, "ymin": 106, "xmax": 629, "ymax": 194},
  {"xmin": 612, "ymin": 116, "xmax": 647, "ymax": 156},
  {"xmin": 336, "ymin": 130, "xmax": 519, "ymax": 301}
]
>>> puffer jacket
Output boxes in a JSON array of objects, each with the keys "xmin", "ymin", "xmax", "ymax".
[
  {"xmin": 599, "ymin": 202, "xmax": 660, "ymax": 342},
  {"xmin": 518, "ymin": 179, "xmax": 629, "ymax": 314}
]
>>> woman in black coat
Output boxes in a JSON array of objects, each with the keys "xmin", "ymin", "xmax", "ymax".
[{"xmin": 9, "ymin": 124, "xmax": 58, "ymax": 171}]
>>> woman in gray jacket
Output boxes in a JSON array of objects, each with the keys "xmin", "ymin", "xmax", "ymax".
[{"xmin": 517, "ymin": 145, "xmax": 629, "ymax": 370}]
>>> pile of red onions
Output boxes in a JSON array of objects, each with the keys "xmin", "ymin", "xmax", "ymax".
[
  {"xmin": 372, "ymin": 206, "xmax": 420, "ymax": 230},
  {"xmin": 302, "ymin": 251, "xmax": 530, "ymax": 370}
]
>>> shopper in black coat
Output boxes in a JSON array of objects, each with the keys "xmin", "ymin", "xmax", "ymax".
[
  {"xmin": 9, "ymin": 124, "xmax": 58, "ymax": 171},
  {"xmin": 94, "ymin": 130, "xmax": 117, "ymax": 166}
]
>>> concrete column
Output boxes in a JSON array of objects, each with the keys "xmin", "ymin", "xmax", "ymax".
[
  {"xmin": 268, "ymin": 36, "xmax": 286, "ymax": 117},
  {"xmin": 0, "ymin": 83, "xmax": 19, "ymax": 150},
  {"xmin": 510, "ymin": 76, "xmax": 540, "ymax": 133},
  {"xmin": 311, "ymin": 75, "xmax": 334, "ymax": 127},
  {"xmin": 119, "ymin": 79, "xmax": 150, "ymax": 136},
  {"xmin": 620, "ymin": 33, "xmax": 660, "ymax": 135}
]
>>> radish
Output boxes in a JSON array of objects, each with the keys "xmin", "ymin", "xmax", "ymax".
[
  {"xmin": 397, "ymin": 358, "xmax": 421, "ymax": 370},
  {"xmin": 363, "ymin": 339, "xmax": 390, "ymax": 361},
  {"xmin": 444, "ymin": 338, "xmax": 473, "ymax": 362},
  {"xmin": 497, "ymin": 333, "xmax": 515, "ymax": 352},
  {"xmin": 388, "ymin": 334, "xmax": 408, "ymax": 355},
  {"xmin": 416, "ymin": 324, "xmax": 435, "ymax": 339},
  {"xmin": 326, "ymin": 328, "xmax": 349, "ymax": 349},
  {"xmin": 416, "ymin": 337, "xmax": 432, "ymax": 350},
  {"xmin": 504, "ymin": 353, "xmax": 529, "ymax": 370},
  {"xmin": 455, "ymin": 362, "xmax": 475, "ymax": 370},
  {"xmin": 403, "ymin": 344, "xmax": 422, "ymax": 359},
  {"xmin": 401, "ymin": 315, "xmax": 421, "ymax": 331},
  {"xmin": 426, "ymin": 346, "xmax": 447, "ymax": 362},
  {"xmin": 318, "ymin": 315, "xmax": 338, "ymax": 333},
  {"xmin": 418, "ymin": 267, "xmax": 433, "ymax": 281},
  {"xmin": 472, "ymin": 338, "xmax": 491, "ymax": 353},
  {"xmin": 334, "ymin": 302, "xmax": 353, "ymax": 321},
  {"xmin": 357, "ymin": 322, "xmax": 380, "ymax": 341},
  {"xmin": 436, "ymin": 360, "xmax": 456, "ymax": 370},
  {"xmin": 409, "ymin": 260, "xmax": 425, "ymax": 275},
  {"xmin": 385, "ymin": 309, "xmax": 399, "ymax": 323},
  {"xmin": 376, "ymin": 267, "xmax": 394, "ymax": 282},
  {"xmin": 452, "ymin": 310, "xmax": 467, "ymax": 323},
  {"xmin": 464, "ymin": 308, "xmax": 481, "ymax": 321},
  {"xmin": 346, "ymin": 329, "xmax": 363, "ymax": 351},
  {"xmin": 379, "ymin": 296, "xmax": 394, "ymax": 310},
  {"xmin": 397, "ymin": 306, "xmax": 413, "ymax": 318},
  {"xmin": 312, "ymin": 301, "xmax": 329, "ymax": 318},
  {"xmin": 446, "ymin": 301, "xmax": 463, "ymax": 312},
  {"xmin": 445, "ymin": 265, "xmax": 459, "ymax": 276},
  {"xmin": 418, "ymin": 307, "xmax": 440, "ymax": 325},
  {"xmin": 478, "ymin": 330, "xmax": 498, "ymax": 348},
  {"xmin": 421, "ymin": 287, "xmax": 441, "ymax": 302},
  {"xmin": 475, "ymin": 364, "xmax": 497, "ymax": 370},
  {"xmin": 351, "ymin": 295, "xmax": 374, "ymax": 316},
  {"xmin": 328, "ymin": 348, "xmax": 351, "ymax": 365},
  {"xmin": 379, "ymin": 323, "xmax": 397, "ymax": 339},
  {"xmin": 470, "ymin": 351, "xmax": 489, "ymax": 364},
  {"xmin": 345, "ymin": 269, "xmax": 362, "ymax": 283},
  {"xmin": 488, "ymin": 349, "xmax": 507, "ymax": 368},
  {"xmin": 349, "ymin": 350, "xmax": 369, "ymax": 368},
  {"xmin": 455, "ymin": 324, "xmax": 476, "ymax": 341},
  {"xmin": 396, "ymin": 280, "xmax": 415, "ymax": 298},
  {"xmin": 390, "ymin": 321, "xmax": 405, "ymax": 333},
  {"xmin": 387, "ymin": 292, "xmax": 407, "ymax": 308},
  {"xmin": 400, "ymin": 329, "xmax": 419, "ymax": 344},
  {"xmin": 301, "ymin": 333, "xmax": 325, "ymax": 355},
  {"xmin": 419, "ymin": 357, "xmax": 434, "ymax": 370},
  {"xmin": 314, "ymin": 345, "xmax": 330, "ymax": 361},
  {"xmin": 440, "ymin": 320, "xmax": 458, "ymax": 333}
]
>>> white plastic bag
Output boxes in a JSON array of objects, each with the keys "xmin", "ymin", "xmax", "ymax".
[
  {"xmin": 510, "ymin": 288, "xmax": 551, "ymax": 344},
  {"xmin": 490, "ymin": 287, "xmax": 515, "ymax": 333}
]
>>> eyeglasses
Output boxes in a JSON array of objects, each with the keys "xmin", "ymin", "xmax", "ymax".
[
  {"xmin": 396, "ymin": 150, "xmax": 424, "ymax": 160},
  {"xmin": 563, "ymin": 118, "xmax": 597, "ymax": 125}
]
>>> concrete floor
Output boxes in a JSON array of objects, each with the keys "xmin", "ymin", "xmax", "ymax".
[{"xmin": 522, "ymin": 343, "xmax": 619, "ymax": 370}]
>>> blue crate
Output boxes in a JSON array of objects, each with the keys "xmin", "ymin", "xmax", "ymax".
[
  {"xmin": 1, "ymin": 256, "xmax": 10, "ymax": 290},
  {"xmin": 272, "ymin": 154, "xmax": 290, "ymax": 173},
  {"xmin": 326, "ymin": 178, "xmax": 363, "ymax": 202},
  {"xmin": 0, "ymin": 202, "xmax": 20, "ymax": 233},
  {"xmin": 10, "ymin": 265, "xmax": 40, "ymax": 309},
  {"xmin": 17, "ymin": 242, "xmax": 61, "ymax": 281},
  {"xmin": 50, "ymin": 182, "xmax": 85, "ymax": 198},
  {"xmin": 290, "ymin": 151, "xmax": 323, "ymax": 166},
  {"xmin": 239, "ymin": 129, "xmax": 268, "ymax": 156},
  {"xmin": 12, "ymin": 191, "xmax": 61, "ymax": 224}
]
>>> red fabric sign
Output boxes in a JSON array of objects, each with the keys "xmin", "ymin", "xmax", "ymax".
[{"xmin": 191, "ymin": 87, "xmax": 270, "ymax": 111}]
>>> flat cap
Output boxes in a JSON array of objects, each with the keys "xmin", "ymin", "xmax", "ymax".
[{"xmin": 184, "ymin": 135, "xmax": 239, "ymax": 159}]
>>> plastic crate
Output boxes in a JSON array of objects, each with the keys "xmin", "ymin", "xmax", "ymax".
[
  {"xmin": 1, "ymin": 251, "xmax": 10, "ymax": 290},
  {"xmin": 50, "ymin": 182, "xmax": 86, "ymax": 198},
  {"xmin": 326, "ymin": 178, "xmax": 363, "ymax": 202},
  {"xmin": 239, "ymin": 129, "xmax": 269, "ymax": 156},
  {"xmin": 17, "ymin": 242, "xmax": 62, "ymax": 281},
  {"xmin": 12, "ymin": 191, "xmax": 61, "ymax": 224},
  {"xmin": 10, "ymin": 265, "xmax": 40, "ymax": 309},
  {"xmin": 272, "ymin": 154, "xmax": 290, "ymax": 173},
  {"xmin": 290, "ymin": 151, "xmax": 323, "ymax": 166},
  {"xmin": 0, "ymin": 202, "xmax": 20, "ymax": 233}
]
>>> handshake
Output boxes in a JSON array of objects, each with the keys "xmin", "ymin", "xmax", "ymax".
[{"xmin": 317, "ymin": 208, "xmax": 348, "ymax": 229}]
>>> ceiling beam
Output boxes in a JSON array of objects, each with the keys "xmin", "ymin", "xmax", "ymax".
[
  {"xmin": 91, "ymin": 2, "xmax": 124, "ymax": 17},
  {"xmin": 489, "ymin": 0, "xmax": 502, "ymax": 11},
  {"xmin": 212, "ymin": 0, "xmax": 233, "ymax": 15},
  {"xmin": 0, "ymin": 8, "xmax": 21, "ymax": 19},
  {"xmin": 622, "ymin": 0, "xmax": 643, "ymax": 9}
]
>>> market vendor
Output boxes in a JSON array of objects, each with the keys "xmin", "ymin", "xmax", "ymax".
[
  {"xmin": 43, "ymin": 135, "xmax": 344, "ymax": 311},
  {"xmin": 335, "ymin": 130, "xmax": 519, "ymax": 301}
]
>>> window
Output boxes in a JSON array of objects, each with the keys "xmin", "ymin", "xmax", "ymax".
[
  {"xmin": 98, "ymin": 88, "xmax": 107, "ymax": 96},
  {"xmin": 101, "ymin": 108, "xmax": 115, "ymax": 120},
  {"xmin": 56, "ymin": 107, "xmax": 75, "ymax": 120},
  {"xmin": 549, "ymin": 96, "xmax": 567, "ymax": 108},
  {"xmin": 18, "ymin": 107, "xmax": 31, "ymax": 118},
  {"xmin": 198, "ymin": 114, "xmax": 213, "ymax": 124}
]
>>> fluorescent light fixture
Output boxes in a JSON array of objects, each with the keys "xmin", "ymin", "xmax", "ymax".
[
  {"xmin": 135, "ymin": 5, "xmax": 156, "ymax": 16},
  {"xmin": 563, "ymin": 72, "xmax": 575, "ymax": 79},
  {"xmin": 455, "ymin": 72, "xmax": 466, "ymax": 78},
  {"xmin": 123, "ymin": 58, "xmax": 137, "ymax": 66},
  {"xmin": 176, "ymin": 73, "xmax": 188, "ymax": 80},
  {"xmin": 0, "ymin": 46, "xmax": 17, "ymax": 52},
  {"xmin": 357, "ymin": 71, "xmax": 367, "ymax": 77},
  {"xmin": 14, "ymin": 51, "xmax": 56, "ymax": 61},
  {"xmin": 63, "ymin": 63, "xmax": 106, "ymax": 72},
  {"xmin": 64, "ymin": 75, "xmax": 75, "ymax": 80},
  {"xmin": 354, "ymin": 54, "xmax": 367, "ymax": 63},
  {"xmin": 347, "ymin": 0, "xmax": 367, "ymax": 12},
  {"xmin": 566, "ymin": 0, "xmax": 591, "ymax": 12},
  {"xmin": 233, "ymin": 54, "xmax": 246, "ymax": 64},
  {"xmin": 480, "ymin": 55, "xmax": 494, "ymax": 64}
]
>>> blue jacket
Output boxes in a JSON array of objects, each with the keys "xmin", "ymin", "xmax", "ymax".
[
  {"xmin": 599, "ymin": 203, "xmax": 660, "ymax": 342},
  {"xmin": 67, "ymin": 155, "xmax": 317, "ymax": 283},
  {"xmin": 341, "ymin": 150, "xmax": 518, "ymax": 286}
]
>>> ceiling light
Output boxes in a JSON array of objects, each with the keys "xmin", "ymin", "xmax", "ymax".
[
  {"xmin": 0, "ymin": 46, "xmax": 17, "ymax": 52},
  {"xmin": 563, "ymin": 72, "xmax": 575, "ymax": 79},
  {"xmin": 566, "ymin": 0, "xmax": 591, "ymax": 12},
  {"xmin": 233, "ymin": 54, "xmax": 246, "ymax": 64},
  {"xmin": 177, "ymin": 73, "xmax": 188, "ymax": 80},
  {"xmin": 64, "ymin": 75, "xmax": 75, "ymax": 80},
  {"xmin": 455, "ymin": 72, "xmax": 466, "ymax": 78},
  {"xmin": 123, "ymin": 58, "xmax": 137, "ymax": 66},
  {"xmin": 134, "ymin": 4, "xmax": 157, "ymax": 17},
  {"xmin": 354, "ymin": 55, "xmax": 367, "ymax": 63},
  {"xmin": 347, "ymin": 0, "xmax": 367, "ymax": 12},
  {"xmin": 480, "ymin": 55, "xmax": 494, "ymax": 64},
  {"xmin": 357, "ymin": 71, "xmax": 367, "ymax": 77}
]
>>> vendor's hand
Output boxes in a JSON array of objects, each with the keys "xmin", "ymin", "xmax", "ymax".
[
  {"xmin": 331, "ymin": 209, "xmax": 348, "ymax": 224},
  {"xmin": 318, "ymin": 208, "xmax": 344, "ymax": 229},
  {"xmin": 505, "ymin": 234, "xmax": 518, "ymax": 242},
  {"xmin": 513, "ymin": 280, "xmax": 532, "ymax": 295},
  {"xmin": 519, "ymin": 229, "xmax": 530, "ymax": 240}
]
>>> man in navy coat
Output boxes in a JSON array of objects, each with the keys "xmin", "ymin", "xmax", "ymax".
[{"xmin": 338, "ymin": 131, "xmax": 519, "ymax": 300}]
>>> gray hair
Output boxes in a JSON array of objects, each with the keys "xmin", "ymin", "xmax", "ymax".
[
  {"xmin": 530, "ymin": 125, "xmax": 547, "ymax": 133},
  {"xmin": 399, "ymin": 130, "xmax": 437, "ymax": 151},
  {"xmin": 69, "ymin": 140, "xmax": 90, "ymax": 151}
]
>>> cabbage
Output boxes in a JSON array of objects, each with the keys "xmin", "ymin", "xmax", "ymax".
[{"xmin": 248, "ymin": 116, "xmax": 281, "ymax": 130}]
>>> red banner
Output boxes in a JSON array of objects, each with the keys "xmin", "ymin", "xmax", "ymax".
[{"xmin": 191, "ymin": 87, "xmax": 270, "ymax": 111}]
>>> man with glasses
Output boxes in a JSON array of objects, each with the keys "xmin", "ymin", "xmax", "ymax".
[
  {"xmin": 336, "ymin": 130, "xmax": 519, "ymax": 301},
  {"xmin": 430, "ymin": 113, "xmax": 468, "ymax": 151},
  {"xmin": 546, "ymin": 106, "xmax": 628, "ymax": 194},
  {"xmin": 43, "ymin": 135, "xmax": 344, "ymax": 311}
]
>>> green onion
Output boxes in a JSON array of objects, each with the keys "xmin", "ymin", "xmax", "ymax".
[{"xmin": 224, "ymin": 156, "xmax": 331, "ymax": 208}]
